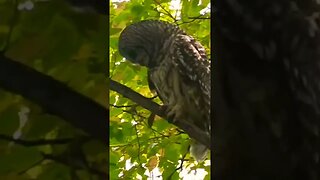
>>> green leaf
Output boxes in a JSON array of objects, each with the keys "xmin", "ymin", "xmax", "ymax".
[
  {"xmin": 110, "ymin": 164, "xmax": 121, "ymax": 180},
  {"xmin": 82, "ymin": 140, "xmax": 105, "ymax": 155},
  {"xmin": 122, "ymin": 122, "xmax": 134, "ymax": 138},
  {"xmin": 153, "ymin": 120, "xmax": 170, "ymax": 132},
  {"xmin": 110, "ymin": 107, "xmax": 123, "ymax": 117},
  {"xmin": 126, "ymin": 146, "xmax": 138, "ymax": 159},
  {"xmin": 0, "ymin": 105, "xmax": 20, "ymax": 135},
  {"xmin": 0, "ymin": 147, "xmax": 42, "ymax": 174},
  {"xmin": 164, "ymin": 143, "xmax": 180, "ymax": 162},
  {"xmin": 112, "ymin": 127, "xmax": 125, "ymax": 143},
  {"xmin": 25, "ymin": 114, "xmax": 62, "ymax": 139},
  {"xmin": 130, "ymin": 4, "xmax": 144, "ymax": 15},
  {"xmin": 42, "ymin": 14, "xmax": 81, "ymax": 69},
  {"xmin": 109, "ymin": 0, "xmax": 211, "ymax": 176},
  {"xmin": 37, "ymin": 163, "xmax": 71, "ymax": 180},
  {"xmin": 110, "ymin": 27, "xmax": 122, "ymax": 36}
]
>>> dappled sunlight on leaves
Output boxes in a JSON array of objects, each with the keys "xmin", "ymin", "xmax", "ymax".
[{"xmin": 110, "ymin": 0, "xmax": 210, "ymax": 179}]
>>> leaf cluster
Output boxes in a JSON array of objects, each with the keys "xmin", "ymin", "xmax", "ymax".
[{"xmin": 110, "ymin": 0, "xmax": 210, "ymax": 179}]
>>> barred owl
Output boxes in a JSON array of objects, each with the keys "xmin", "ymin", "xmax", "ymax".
[
  {"xmin": 213, "ymin": 0, "xmax": 320, "ymax": 179},
  {"xmin": 118, "ymin": 20, "xmax": 211, "ymax": 161}
]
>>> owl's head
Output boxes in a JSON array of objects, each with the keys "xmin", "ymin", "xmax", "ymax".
[{"xmin": 118, "ymin": 20, "xmax": 184, "ymax": 68}]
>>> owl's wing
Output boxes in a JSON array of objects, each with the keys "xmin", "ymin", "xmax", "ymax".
[
  {"xmin": 174, "ymin": 34, "xmax": 211, "ymax": 121},
  {"xmin": 175, "ymin": 34, "xmax": 210, "ymax": 96}
]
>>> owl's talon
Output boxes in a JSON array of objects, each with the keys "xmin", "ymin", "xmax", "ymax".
[
  {"xmin": 167, "ymin": 110, "xmax": 176, "ymax": 123},
  {"xmin": 166, "ymin": 104, "xmax": 183, "ymax": 123},
  {"xmin": 159, "ymin": 105, "xmax": 176, "ymax": 122}
]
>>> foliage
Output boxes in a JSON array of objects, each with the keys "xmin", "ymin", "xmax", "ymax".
[
  {"xmin": 110, "ymin": 0, "xmax": 210, "ymax": 179},
  {"xmin": 0, "ymin": 0, "xmax": 106, "ymax": 179}
]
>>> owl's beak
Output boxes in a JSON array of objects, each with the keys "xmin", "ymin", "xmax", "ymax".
[{"xmin": 134, "ymin": 52, "xmax": 150, "ymax": 67}]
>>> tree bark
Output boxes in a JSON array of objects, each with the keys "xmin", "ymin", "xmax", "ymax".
[
  {"xmin": 109, "ymin": 79, "xmax": 211, "ymax": 149},
  {"xmin": 0, "ymin": 52, "xmax": 107, "ymax": 142}
]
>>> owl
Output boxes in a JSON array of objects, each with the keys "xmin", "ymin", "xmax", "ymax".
[{"xmin": 118, "ymin": 20, "xmax": 211, "ymax": 162}]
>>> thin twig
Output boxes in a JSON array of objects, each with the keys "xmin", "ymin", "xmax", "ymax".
[
  {"xmin": 109, "ymin": 104, "xmax": 137, "ymax": 108},
  {"xmin": 153, "ymin": 0, "xmax": 177, "ymax": 23},
  {"xmin": 133, "ymin": 118, "xmax": 141, "ymax": 163},
  {"xmin": 0, "ymin": 134, "xmax": 74, "ymax": 146},
  {"xmin": 168, "ymin": 150, "xmax": 189, "ymax": 179},
  {"xmin": 110, "ymin": 136, "xmax": 168, "ymax": 148},
  {"xmin": 177, "ymin": 14, "xmax": 210, "ymax": 26},
  {"xmin": 188, "ymin": 16, "xmax": 210, "ymax": 20}
]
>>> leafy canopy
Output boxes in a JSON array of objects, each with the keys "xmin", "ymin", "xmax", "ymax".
[{"xmin": 110, "ymin": 0, "xmax": 210, "ymax": 179}]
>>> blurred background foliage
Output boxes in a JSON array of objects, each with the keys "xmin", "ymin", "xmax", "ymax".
[
  {"xmin": 109, "ymin": 0, "xmax": 210, "ymax": 179},
  {"xmin": 0, "ymin": 0, "xmax": 106, "ymax": 179}
]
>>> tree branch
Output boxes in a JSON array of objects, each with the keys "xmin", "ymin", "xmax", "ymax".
[
  {"xmin": 0, "ymin": 52, "xmax": 107, "ymax": 142},
  {"xmin": 0, "ymin": 134, "xmax": 74, "ymax": 146},
  {"xmin": 65, "ymin": 0, "xmax": 107, "ymax": 14},
  {"xmin": 109, "ymin": 78, "xmax": 211, "ymax": 149}
]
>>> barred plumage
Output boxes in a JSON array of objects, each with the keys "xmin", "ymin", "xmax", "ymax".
[{"xmin": 118, "ymin": 20, "xmax": 211, "ymax": 161}]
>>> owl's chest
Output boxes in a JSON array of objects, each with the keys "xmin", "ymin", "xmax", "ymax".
[
  {"xmin": 149, "ymin": 59, "xmax": 208, "ymax": 131},
  {"xmin": 149, "ymin": 61, "xmax": 199, "ymax": 111},
  {"xmin": 149, "ymin": 61, "xmax": 180, "ymax": 103}
]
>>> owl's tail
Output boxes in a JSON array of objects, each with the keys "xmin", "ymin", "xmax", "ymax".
[{"xmin": 190, "ymin": 140, "xmax": 209, "ymax": 162}]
